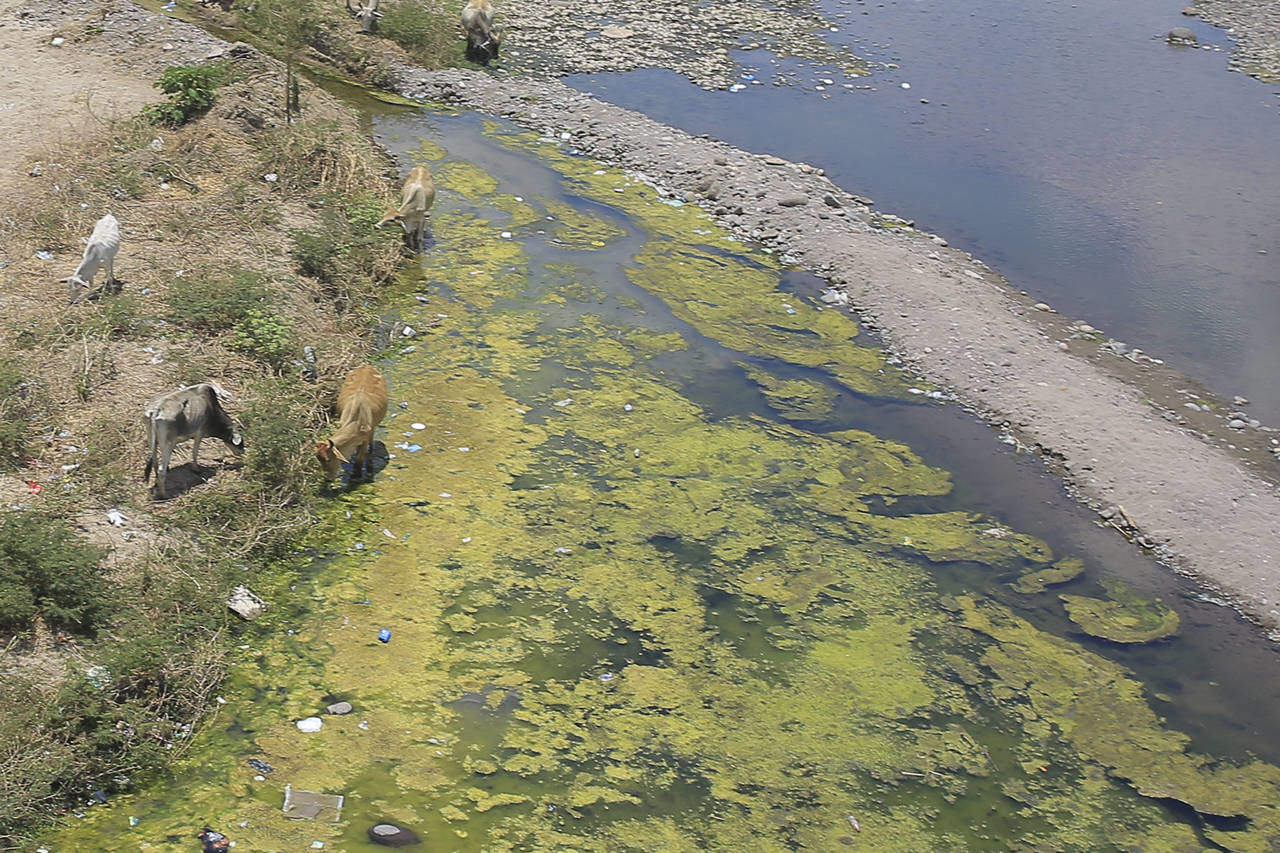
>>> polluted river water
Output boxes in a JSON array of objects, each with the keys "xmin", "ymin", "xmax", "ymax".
[
  {"xmin": 42, "ymin": 101, "xmax": 1280, "ymax": 850},
  {"xmin": 567, "ymin": 0, "xmax": 1280, "ymax": 422}
]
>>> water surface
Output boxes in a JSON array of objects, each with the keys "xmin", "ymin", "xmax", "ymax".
[
  {"xmin": 568, "ymin": 0, "xmax": 1280, "ymax": 419},
  {"xmin": 40, "ymin": 107, "xmax": 1280, "ymax": 852}
]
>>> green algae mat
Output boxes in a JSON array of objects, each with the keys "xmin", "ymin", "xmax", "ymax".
[{"xmin": 42, "ymin": 113, "xmax": 1280, "ymax": 852}]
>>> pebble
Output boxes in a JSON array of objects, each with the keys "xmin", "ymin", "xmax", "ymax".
[
  {"xmin": 778, "ymin": 194, "xmax": 808, "ymax": 207},
  {"xmin": 326, "ymin": 701, "xmax": 353, "ymax": 715},
  {"xmin": 1228, "ymin": 419, "xmax": 1247, "ymax": 429},
  {"xmin": 1034, "ymin": 302, "xmax": 1053, "ymax": 312}
]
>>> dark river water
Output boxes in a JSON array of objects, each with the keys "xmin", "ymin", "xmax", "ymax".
[{"xmin": 568, "ymin": 0, "xmax": 1280, "ymax": 420}]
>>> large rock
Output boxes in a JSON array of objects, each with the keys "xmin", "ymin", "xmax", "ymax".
[
  {"xmin": 368, "ymin": 823, "xmax": 421, "ymax": 847},
  {"xmin": 1167, "ymin": 26, "xmax": 1197, "ymax": 43}
]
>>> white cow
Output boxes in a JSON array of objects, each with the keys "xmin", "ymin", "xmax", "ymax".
[
  {"xmin": 61, "ymin": 213, "xmax": 120, "ymax": 303},
  {"xmin": 143, "ymin": 383, "xmax": 245, "ymax": 499}
]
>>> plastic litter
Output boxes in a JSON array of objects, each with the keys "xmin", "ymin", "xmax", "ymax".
[
  {"xmin": 129, "ymin": 816, "xmax": 139, "ymax": 826},
  {"xmin": 248, "ymin": 758, "xmax": 274, "ymax": 775},
  {"xmin": 282, "ymin": 785, "xmax": 344, "ymax": 822},
  {"xmin": 198, "ymin": 827, "xmax": 231, "ymax": 852},
  {"xmin": 50, "ymin": 37, "xmax": 65, "ymax": 46},
  {"xmin": 553, "ymin": 398, "xmax": 573, "ymax": 407},
  {"xmin": 368, "ymin": 823, "xmax": 421, "ymax": 847},
  {"xmin": 599, "ymin": 672, "xmax": 615, "ymax": 683},
  {"xmin": 36, "ymin": 250, "xmax": 53, "ymax": 260},
  {"xmin": 296, "ymin": 717, "xmax": 323, "ymax": 733},
  {"xmin": 106, "ymin": 508, "xmax": 128, "ymax": 527},
  {"xmin": 410, "ymin": 422, "xmax": 426, "ymax": 430},
  {"xmin": 461, "ymin": 536, "xmax": 472, "ymax": 543},
  {"xmin": 554, "ymin": 546, "xmax": 573, "ymax": 555},
  {"xmin": 27, "ymin": 481, "xmax": 42, "ymax": 495},
  {"xmin": 378, "ymin": 629, "xmax": 392, "ymax": 643},
  {"xmin": 263, "ymin": 173, "xmax": 279, "ymax": 182}
]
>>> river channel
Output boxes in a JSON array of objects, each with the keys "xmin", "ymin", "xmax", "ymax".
[
  {"xmin": 42, "ymin": 98, "xmax": 1280, "ymax": 850},
  {"xmin": 569, "ymin": 0, "xmax": 1280, "ymax": 422}
]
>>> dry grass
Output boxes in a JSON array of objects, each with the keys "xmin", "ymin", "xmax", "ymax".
[{"xmin": 0, "ymin": 47, "xmax": 406, "ymax": 843}]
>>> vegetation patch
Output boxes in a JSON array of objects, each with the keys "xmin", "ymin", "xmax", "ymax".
[
  {"xmin": 144, "ymin": 62, "xmax": 228, "ymax": 127},
  {"xmin": 0, "ymin": 512, "xmax": 107, "ymax": 635},
  {"xmin": 1061, "ymin": 579, "xmax": 1181, "ymax": 643}
]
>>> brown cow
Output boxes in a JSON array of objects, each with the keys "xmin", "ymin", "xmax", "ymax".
[
  {"xmin": 316, "ymin": 365, "xmax": 389, "ymax": 482},
  {"xmin": 375, "ymin": 165, "xmax": 436, "ymax": 253}
]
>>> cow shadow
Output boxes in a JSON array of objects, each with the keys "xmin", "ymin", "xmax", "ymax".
[{"xmin": 149, "ymin": 459, "xmax": 239, "ymax": 501}]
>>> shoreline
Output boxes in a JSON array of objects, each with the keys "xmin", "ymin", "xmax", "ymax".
[{"xmin": 392, "ymin": 66, "xmax": 1280, "ymax": 634}]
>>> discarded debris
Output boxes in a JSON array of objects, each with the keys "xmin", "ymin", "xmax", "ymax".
[
  {"xmin": 227, "ymin": 585, "xmax": 266, "ymax": 621},
  {"xmin": 296, "ymin": 717, "xmax": 323, "ymax": 733},
  {"xmin": 282, "ymin": 785, "xmax": 344, "ymax": 822},
  {"xmin": 326, "ymin": 701, "xmax": 353, "ymax": 715},
  {"xmin": 106, "ymin": 508, "xmax": 128, "ymax": 527},
  {"xmin": 198, "ymin": 827, "xmax": 231, "ymax": 852},
  {"xmin": 248, "ymin": 758, "xmax": 274, "ymax": 775},
  {"xmin": 378, "ymin": 628, "xmax": 392, "ymax": 643}
]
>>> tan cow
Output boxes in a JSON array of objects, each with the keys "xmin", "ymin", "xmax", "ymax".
[
  {"xmin": 375, "ymin": 165, "xmax": 435, "ymax": 253},
  {"xmin": 316, "ymin": 365, "xmax": 389, "ymax": 482},
  {"xmin": 461, "ymin": 0, "xmax": 501, "ymax": 64}
]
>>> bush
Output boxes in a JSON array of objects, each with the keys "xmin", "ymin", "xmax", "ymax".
[
  {"xmin": 0, "ymin": 512, "xmax": 108, "ymax": 634},
  {"xmin": 240, "ymin": 375, "xmax": 315, "ymax": 495},
  {"xmin": 380, "ymin": 0, "xmax": 455, "ymax": 68},
  {"xmin": 144, "ymin": 63, "xmax": 227, "ymax": 127},
  {"xmin": 165, "ymin": 270, "xmax": 273, "ymax": 331},
  {"xmin": 229, "ymin": 308, "xmax": 296, "ymax": 368},
  {"xmin": 0, "ymin": 358, "xmax": 44, "ymax": 469}
]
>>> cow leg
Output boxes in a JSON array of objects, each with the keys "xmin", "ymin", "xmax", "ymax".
[
  {"xmin": 353, "ymin": 440, "xmax": 369, "ymax": 477},
  {"xmin": 157, "ymin": 438, "xmax": 174, "ymax": 498},
  {"xmin": 105, "ymin": 255, "xmax": 115, "ymax": 290},
  {"xmin": 191, "ymin": 432, "xmax": 203, "ymax": 469}
]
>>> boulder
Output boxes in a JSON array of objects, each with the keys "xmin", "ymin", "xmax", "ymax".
[
  {"xmin": 368, "ymin": 823, "xmax": 421, "ymax": 847},
  {"xmin": 1167, "ymin": 26, "xmax": 1197, "ymax": 43}
]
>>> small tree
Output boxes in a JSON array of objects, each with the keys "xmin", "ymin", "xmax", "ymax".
[{"xmin": 244, "ymin": 0, "xmax": 321, "ymax": 123}]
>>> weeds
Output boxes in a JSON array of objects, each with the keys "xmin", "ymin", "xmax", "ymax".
[
  {"xmin": 380, "ymin": 0, "xmax": 456, "ymax": 68},
  {"xmin": 229, "ymin": 308, "xmax": 296, "ymax": 368},
  {"xmin": 0, "ymin": 512, "xmax": 108, "ymax": 635},
  {"xmin": 144, "ymin": 63, "xmax": 228, "ymax": 127},
  {"xmin": 165, "ymin": 270, "xmax": 273, "ymax": 331},
  {"xmin": 0, "ymin": 357, "xmax": 45, "ymax": 468}
]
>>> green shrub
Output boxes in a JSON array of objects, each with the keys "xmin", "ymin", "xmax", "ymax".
[
  {"xmin": 0, "ymin": 358, "xmax": 43, "ymax": 468},
  {"xmin": 144, "ymin": 63, "xmax": 227, "ymax": 127},
  {"xmin": 0, "ymin": 512, "xmax": 108, "ymax": 634},
  {"xmin": 229, "ymin": 308, "xmax": 296, "ymax": 368},
  {"xmin": 380, "ymin": 0, "xmax": 455, "ymax": 68},
  {"xmin": 240, "ymin": 375, "xmax": 315, "ymax": 495},
  {"xmin": 165, "ymin": 270, "xmax": 273, "ymax": 331}
]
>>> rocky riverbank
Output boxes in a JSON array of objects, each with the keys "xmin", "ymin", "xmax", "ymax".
[
  {"xmin": 392, "ymin": 66, "xmax": 1280, "ymax": 635},
  {"xmin": 1190, "ymin": 0, "xmax": 1280, "ymax": 81}
]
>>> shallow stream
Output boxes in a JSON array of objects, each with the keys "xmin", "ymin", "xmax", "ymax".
[
  {"xmin": 569, "ymin": 0, "xmax": 1280, "ymax": 420},
  {"xmin": 42, "ymin": 102, "xmax": 1280, "ymax": 851}
]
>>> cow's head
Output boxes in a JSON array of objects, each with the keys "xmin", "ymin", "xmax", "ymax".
[
  {"xmin": 346, "ymin": 0, "xmax": 381, "ymax": 33},
  {"xmin": 316, "ymin": 439, "xmax": 349, "ymax": 481}
]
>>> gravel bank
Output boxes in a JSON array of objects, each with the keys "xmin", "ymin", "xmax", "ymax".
[
  {"xmin": 394, "ymin": 66, "xmax": 1280, "ymax": 634},
  {"xmin": 1190, "ymin": 0, "xmax": 1280, "ymax": 81},
  {"xmin": 491, "ymin": 0, "xmax": 860, "ymax": 89}
]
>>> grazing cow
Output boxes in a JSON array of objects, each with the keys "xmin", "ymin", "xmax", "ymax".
[
  {"xmin": 375, "ymin": 166, "xmax": 435, "ymax": 252},
  {"xmin": 61, "ymin": 213, "xmax": 120, "ymax": 303},
  {"xmin": 316, "ymin": 365, "xmax": 389, "ymax": 482},
  {"xmin": 461, "ymin": 0, "xmax": 501, "ymax": 64},
  {"xmin": 143, "ymin": 383, "xmax": 244, "ymax": 499},
  {"xmin": 345, "ymin": 0, "xmax": 381, "ymax": 33}
]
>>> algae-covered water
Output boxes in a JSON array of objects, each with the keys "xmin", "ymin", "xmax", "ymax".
[{"xmin": 41, "ymin": 107, "xmax": 1280, "ymax": 851}]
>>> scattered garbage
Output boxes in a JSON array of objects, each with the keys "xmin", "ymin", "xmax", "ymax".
[
  {"xmin": 599, "ymin": 672, "xmax": 615, "ymax": 683},
  {"xmin": 227, "ymin": 585, "xmax": 266, "ymax": 621},
  {"xmin": 248, "ymin": 758, "xmax": 274, "ymax": 775},
  {"xmin": 85, "ymin": 665, "xmax": 109, "ymax": 688},
  {"xmin": 106, "ymin": 508, "xmax": 128, "ymax": 527},
  {"xmin": 461, "ymin": 536, "xmax": 472, "ymax": 543},
  {"xmin": 847, "ymin": 815, "xmax": 861, "ymax": 832},
  {"xmin": 326, "ymin": 701, "xmax": 353, "ymax": 715},
  {"xmin": 50, "ymin": 37, "xmax": 65, "ymax": 47},
  {"xmin": 378, "ymin": 629, "xmax": 392, "ymax": 643},
  {"xmin": 624, "ymin": 403, "xmax": 633, "ymax": 411},
  {"xmin": 198, "ymin": 827, "xmax": 231, "ymax": 852},
  {"xmin": 554, "ymin": 546, "xmax": 573, "ymax": 555},
  {"xmin": 263, "ymin": 173, "xmax": 279, "ymax": 182},
  {"xmin": 35, "ymin": 250, "xmax": 54, "ymax": 260},
  {"xmin": 410, "ymin": 422, "xmax": 426, "ymax": 430},
  {"xmin": 368, "ymin": 822, "xmax": 421, "ymax": 847},
  {"xmin": 27, "ymin": 481, "xmax": 42, "ymax": 495},
  {"xmin": 401, "ymin": 325, "xmax": 417, "ymax": 338},
  {"xmin": 553, "ymin": 398, "xmax": 573, "ymax": 407},
  {"xmin": 89, "ymin": 789, "xmax": 108, "ymax": 805},
  {"xmin": 282, "ymin": 785, "xmax": 344, "ymax": 822},
  {"xmin": 128, "ymin": 816, "xmax": 139, "ymax": 827},
  {"xmin": 296, "ymin": 717, "xmax": 323, "ymax": 733}
]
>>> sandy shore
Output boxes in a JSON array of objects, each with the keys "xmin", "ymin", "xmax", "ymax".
[{"xmin": 392, "ymin": 67, "xmax": 1280, "ymax": 634}]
